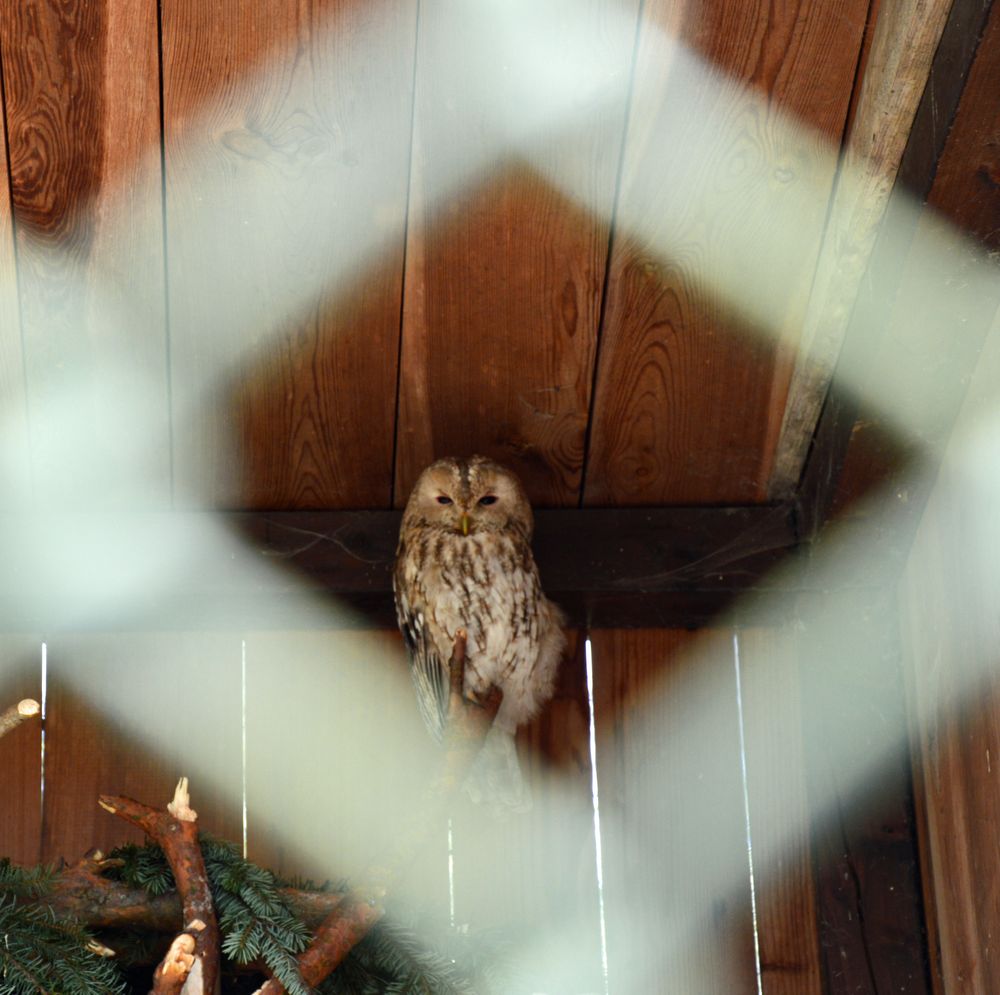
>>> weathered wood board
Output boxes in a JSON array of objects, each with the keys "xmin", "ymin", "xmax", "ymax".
[
  {"xmin": 0, "ymin": 0, "xmax": 169, "ymax": 507},
  {"xmin": 163, "ymin": 0, "xmax": 417, "ymax": 509},
  {"xmin": 584, "ymin": 0, "xmax": 869, "ymax": 505}
]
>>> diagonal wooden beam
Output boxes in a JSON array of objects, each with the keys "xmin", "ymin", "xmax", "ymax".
[
  {"xmin": 768, "ymin": 0, "xmax": 955, "ymax": 499},
  {"xmin": 797, "ymin": 0, "xmax": 1000, "ymax": 544}
]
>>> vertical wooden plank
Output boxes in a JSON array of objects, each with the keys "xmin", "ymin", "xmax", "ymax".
[
  {"xmin": 163, "ymin": 0, "xmax": 417, "ymax": 509},
  {"xmin": 584, "ymin": 0, "xmax": 869, "ymax": 506},
  {"xmin": 0, "ymin": 0, "xmax": 169, "ymax": 506},
  {"xmin": 798, "ymin": 587, "xmax": 930, "ymax": 994},
  {"xmin": 449, "ymin": 633, "xmax": 604, "ymax": 993},
  {"xmin": 0, "ymin": 74, "xmax": 30, "ymax": 508},
  {"xmin": 591, "ymin": 629, "xmax": 756, "ymax": 994},
  {"xmin": 0, "ymin": 638, "xmax": 42, "ymax": 866},
  {"xmin": 41, "ymin": 634, "xmax": 242, "ymax": 863},
  {"xmin": 394, "ymin": 0, "xmax": 640, "ymax": 507},
  {"xmin": 244, "ymin": 630, "xmax": 448, "ymax": 913},
  {"xmin": 738, "ymin": 627, "xmax": 822, "ymax": 995},
  {"xmin": 900, "ymin": 300, "xmax": 1000, "ymax": 992}
]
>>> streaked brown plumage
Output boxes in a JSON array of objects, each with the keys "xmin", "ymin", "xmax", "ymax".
[{"xmin": 393, "ymin": 456, "xmax": 565, "ymax": 807}]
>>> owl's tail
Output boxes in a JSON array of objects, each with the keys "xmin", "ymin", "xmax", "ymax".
[{"xmin": 463, "ymin": 723, "xmax": 530, "ymax": 813}]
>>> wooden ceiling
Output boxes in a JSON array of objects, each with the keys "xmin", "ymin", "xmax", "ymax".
[{"xmin": 0, "ymin": 0, "xmax": 995, "ymax": 525}]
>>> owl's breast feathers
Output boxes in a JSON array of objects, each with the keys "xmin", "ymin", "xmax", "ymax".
[{"xmin": 394, "ymin": 524, "xmax": 561, "ymax": 739}]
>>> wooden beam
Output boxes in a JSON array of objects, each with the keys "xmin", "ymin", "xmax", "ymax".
[
  {"xmin": 0, "ymin": 506, "xmax": 801, "ymax": 631},
  {"xmin": 796, "ymin": 0, "xmax": 1000, "ymax": 545},
  {"xmin": 768, "ymin": 0, "xmax": 954, "ymax": 498}
]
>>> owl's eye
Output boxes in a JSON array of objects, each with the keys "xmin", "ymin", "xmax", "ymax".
[
  {"xmin": 478, "ymin": 495, "xmax": 498, "ymax": 506},
  {"xmin": 436, "ymin": 495, "xmax": 453, "ymax": 505}
]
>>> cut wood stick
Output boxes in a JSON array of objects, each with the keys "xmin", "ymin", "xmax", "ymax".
[
  {"xmin": 0, "ymin": 698, "xmax": 40, "ymax": 740},
  {"xmin": 254, "ymin": 630, "xmax": 500, "ymax": 995},
  {"xmin": 99, "ymin": 778, "xmax": 219, "ymax": 995}
]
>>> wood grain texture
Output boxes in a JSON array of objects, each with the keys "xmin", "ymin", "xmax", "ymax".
[
  {"xmin": 924, "ymin": 4, "xmax": 1000, "ymax": 247},
  {"xmin": 0, "ymin": 0, "xmax": 169, "ymax": 507},
  {"xmin": 769, "ymin": 0, "xmax": 955, "ymax": 498},
  {"xmin": 900, "ymin": 300, "xmax": 1000, "ymax": 994},
  {"xmin": 163, "ymin": 0, "xmax": 417, "ymax": 510},
  {"xmin": 0, "ymin": 94, "xmax": 30, "ymax": 509},
  {"xmin": 0, "ymin": 637, "xmax": 42, "ymax": 866},
  {"xmin": 449, "ymin": 633, "xmax": 604, "ymax": 993},
  {"xmin": 737, "ymin": 627, "xmax": 822, "ymax": 995},
  {"xmin": 591, "ymin": 629, "xmax": 756, "ymax": 994},
  {"xmin": 394, "ymin": 0, "xmax": 639, "ymax": 508},
  {"xmin": 41, "ymin": 634, "xmax": 242, "ymax": 863},
  {"xmin": 584, "ymin": 0, "xmax": 869, "ymax": 506}
]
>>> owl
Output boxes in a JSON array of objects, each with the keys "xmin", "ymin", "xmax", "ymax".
[{"xmin": 393, "ymin": 456, "xmax": 565, "ymax": 807}]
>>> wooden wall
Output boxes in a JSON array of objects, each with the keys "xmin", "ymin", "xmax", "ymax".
[
  {"xmin": 0, "ymin": 618, "xmax": 935, "ymax": 993},
  {"xmin": 0, "ymin": 0, "xmax": 879, "ymax": 513}
]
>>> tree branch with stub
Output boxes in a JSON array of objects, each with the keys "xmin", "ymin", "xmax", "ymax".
[{"xmin": 99, "ymin": 778, "xmax": 220, "ymax": 995}]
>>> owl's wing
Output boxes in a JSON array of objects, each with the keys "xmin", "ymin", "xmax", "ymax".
[{"xmin": 394, "ymin": 581, "xmax": 449, "ymax": 741}]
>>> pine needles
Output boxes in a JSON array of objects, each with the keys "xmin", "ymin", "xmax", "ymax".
[
  {"xmin": 107, "ymin": 837, "xmax": 512, "ymax": 993},
  {"xmin": 0, "ymin": 842, "xmax": 509, "ymax": 993},
  {"xmin": 110, "ymin": 838, "xmax": 311, "ymax": 995},
  {"xmin": 0, "ymin": 895, "xmax": 125, "ymax": 995}
]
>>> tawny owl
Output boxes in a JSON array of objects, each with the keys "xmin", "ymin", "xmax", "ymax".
[{"xmin": 393, "ymin": 456, "xmax": 565, "ymax": 808}]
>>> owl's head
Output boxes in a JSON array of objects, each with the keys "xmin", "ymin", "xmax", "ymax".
[{"xmin": 402, "ymin": 456, "xmax": 534, "ymax": 539}]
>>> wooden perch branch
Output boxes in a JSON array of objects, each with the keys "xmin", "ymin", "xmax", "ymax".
[
  {"xmin": 99, "ymin": 778, "xmax": 219, "ymax": 995},
  {"xmin": 0, "ymin": 698, "xmax": 40, "ymax": 740},
  {"xmin": 39, "ymin": 633, "xmax": 501, "ymax": 995},
  {"xmin": 47, "ymin": 864, "xmax": 347, "ymax": 934},
  {"xmin": 254, "ymin": 630, "xmax": 500, "ymax": 995}
]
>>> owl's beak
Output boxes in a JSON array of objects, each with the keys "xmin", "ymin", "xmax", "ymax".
[{"xmin": 460, "ymin": 513, "xmax": 470, "ymax": 536}]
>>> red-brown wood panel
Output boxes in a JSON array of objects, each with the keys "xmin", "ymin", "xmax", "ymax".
[
  {"xmin": 41, "ymin": 634, "xmax": 242, "ymax": 863},
  {"xmin": 449, "ymin": 633, "xmax": 604, "ymax": 992},
  {"xmin": 394, "ymin": 1, "xmax": 641, "ymax": 508},
  {"xmin": 0, "ymin": 638, "xmax": 42, "ymax": 866},
  {"xmin": 591, "ymin": 628, "xmax": 756, "ymax": 994},
  {"xmin": 0, "ymin": 92, "xmax": 30, "ymax": 509},
  {"xmin": 0, "ymin": 0, "xmax": 169, "ymax": 508},
  {"xmin": 738, "ymin": 627, "xmax": 822, "ymax": 995},
  {"xmin": 163, "ymin": 0, "xmax": 417, "ymax": 510},
  {"xmin": 584, "ymin": 0, "xmax": 870, "ymax": 505}
]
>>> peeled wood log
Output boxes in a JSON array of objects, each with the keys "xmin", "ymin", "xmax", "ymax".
[{"xmin": 0, "ymin": 698, "xmax": 40, "ymax": 739}]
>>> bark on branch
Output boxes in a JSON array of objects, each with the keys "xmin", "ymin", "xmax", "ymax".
[
  {"xmin": 47, "ymin": 867, "xmax": 344, "ymax": 935},
  {"xmin": 99, "ymin": 778, "xmax": 219, "ymax": 995}
]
